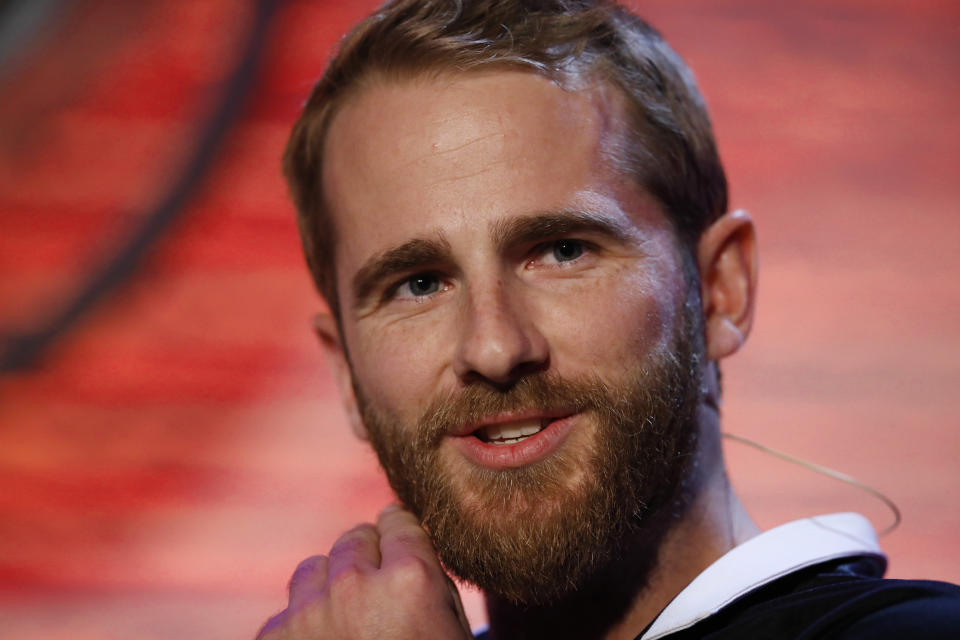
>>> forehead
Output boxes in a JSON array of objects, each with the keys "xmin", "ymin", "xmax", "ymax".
[{"xmin": 321, "ymin": 70, "xmax": 638, "ymax": 285}]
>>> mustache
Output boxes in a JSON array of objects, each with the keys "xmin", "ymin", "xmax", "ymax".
[{"xmin": 414, "ymin": 372, "xmax": 615, "ymax": 448}]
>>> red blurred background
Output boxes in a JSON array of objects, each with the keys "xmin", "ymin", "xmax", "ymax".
[{"xmin": 1, "ymin": 1, "xmax": 957, "ymax": 637}]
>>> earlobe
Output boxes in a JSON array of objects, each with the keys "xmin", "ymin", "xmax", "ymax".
[
  {"xmin": 697, "ymin": 209, "xmax": 758, "ymax": 361},
  {"xmin": 313, "ymin": 312, "xmax": 369, "ymax": 441}
]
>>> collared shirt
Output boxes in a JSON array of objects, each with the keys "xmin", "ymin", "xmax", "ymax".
[
  {"xmin": 478, "ymin": 513, "xmax": 960, "ymax": 640},
  {"xmin": 474, "ymin": 513, "xmax": 960, "ymax": 638},
  {"xmin": 640, "ymin": 512, "xmax": 884, "ymax": 639}
]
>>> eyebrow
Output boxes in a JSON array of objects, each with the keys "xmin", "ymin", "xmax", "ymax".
[
  {"xmin": 490, "ymin": 208, "xmax": 633, "ymax": 252},
  {"xmin": 352, "ymin": 236, "xmax": 453, "ymax": 306},
  {"xmin": 350, "ymin": 209, "xmax": 633, "ymax": 309}
]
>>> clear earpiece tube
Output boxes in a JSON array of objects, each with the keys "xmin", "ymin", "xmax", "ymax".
[{"xmin": 723, "ymin": 432, "xmax": 902, "ymax": 536}]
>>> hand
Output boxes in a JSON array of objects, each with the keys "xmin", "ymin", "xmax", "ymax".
[{"xmin": 256, "ymin": 505, "xmax": 473, "ymax": 639}]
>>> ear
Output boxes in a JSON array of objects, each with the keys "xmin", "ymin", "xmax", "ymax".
[
  {"xmin": 313, "ymin": 312, "xmax": 369, "ymax": 441},
  {"xmin": 697, "ymin": 209, "xmax": 758, "ymax": 361}
]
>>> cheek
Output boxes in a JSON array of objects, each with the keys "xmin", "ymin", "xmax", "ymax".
[
  {"xmin": 348, "ymin": 322, "xmax": 452, "ymax": 422},
  {"xmin": 538, "ymin": 267, "xmax": 682, "ymax": 377}
]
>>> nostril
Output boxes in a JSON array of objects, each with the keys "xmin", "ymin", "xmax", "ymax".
[
  {"xmin": 458, "ymin": 355, "xmax": 550, "ymax": 391},
  {"xmin": 452, "ymin": 286, "xmax": 550, "ymax": 384},
  {"xmin": 456, "ymin": 354, "xmax": 550, "ymax": 388},
  {"xmin": 509, "ymin": 358, "xmax": 550, "ymax": 379}
]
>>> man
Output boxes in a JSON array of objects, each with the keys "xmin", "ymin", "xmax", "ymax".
[{"xmin": 257, "ymin": 1, "xmax": 960, "ymax": 638}]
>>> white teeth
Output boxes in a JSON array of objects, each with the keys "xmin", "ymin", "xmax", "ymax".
[{"xmin": 481, "ymin": 419, "xmax": 544, "ymax": 444}]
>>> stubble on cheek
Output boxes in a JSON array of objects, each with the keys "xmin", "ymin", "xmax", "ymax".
[
  {"xmin": 355, "ymin": 352, "xmax": 701, "ymax": 605},
  {"xmin": 348, "ymin": 279, "xmax": 706, "ymax": 605}
]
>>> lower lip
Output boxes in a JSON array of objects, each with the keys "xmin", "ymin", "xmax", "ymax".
[{"xmin": 447, "ymin": 414, "xmax": 579, "ymax": 470}]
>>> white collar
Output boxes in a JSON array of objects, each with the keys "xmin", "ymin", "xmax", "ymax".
[{"xmin": 640, "ymin": 512, "xmax": 886, "ymax": 639}]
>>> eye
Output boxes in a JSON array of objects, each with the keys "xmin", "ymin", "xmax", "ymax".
[
  {"xmin": 550, "ymin": 239, "xmax": 584, "ymax": 263},
  {"xmin": 394, "ymin": 273, "xmax": 443, "ymax": 299}
]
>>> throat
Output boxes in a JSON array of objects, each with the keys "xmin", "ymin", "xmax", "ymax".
[{"xmin": 483, "ymin": 538, "xmax": 664, "ymax": 640}]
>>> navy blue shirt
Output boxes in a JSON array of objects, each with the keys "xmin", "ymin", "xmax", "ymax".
[{"xmin": 475, "ymin": 558, "xmax": 960, "ymax": 639}]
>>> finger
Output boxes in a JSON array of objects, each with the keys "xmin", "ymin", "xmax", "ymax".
[
  {"xmin": 254, "ymin": 610, "xmax": 286, "ymax": 640},
  {"xmin": 376, "ymin": 504, "xmax": 441, "ymax": 570},
  {"xmin": 377, "ymin": 506, "xmax": 472, "ymax": 636},
  {"xmin": 326, "ymin": 522, "xmax": 382, "ymax": 581},
  {"xmin": 287, "ymin": 554, "xmax": 328, "ymax": 610}
]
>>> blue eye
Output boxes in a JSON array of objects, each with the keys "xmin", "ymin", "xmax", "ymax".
[
  {"xmin": 552, "ymin": 239, "xmax": 584, "ymax": 262},
  {"xmin": 404, "ymin": 274, "xmax": 441, "ymax": 297}
]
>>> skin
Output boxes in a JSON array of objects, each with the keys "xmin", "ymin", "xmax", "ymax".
[{"xmin": 258, "ymin": 70, "xmax": 760, "ymax": 639}]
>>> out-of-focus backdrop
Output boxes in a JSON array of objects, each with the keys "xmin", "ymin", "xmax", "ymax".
[{"xmin": 1, "ymin": 1, "xmax": 957, "ymax": 638}]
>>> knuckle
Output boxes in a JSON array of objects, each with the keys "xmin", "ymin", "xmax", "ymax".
[
  {"xmin": 387, "ymin": 555, "xmax": 434, "ymax": 590},
  {"xmin": 289, "ymin": 554, "xmax": 326, "ymax": 585},
  {"xmin": 391, "ymin": 529, "xmax": 429, "ymax": 548},
  {"xmin": 326, "ymin": 564, "xmax": 366, "ymax": 596},
  {"xmin": 330, "ymin": 525, "xmax": 377, "ymax": 554},
  {"xmin": 329, "ymin": 537, "xmax": 365, "ymax": 558},
  {"xmin": 293, "ymin": 554, "xmax": 326, "ymax": 575}
]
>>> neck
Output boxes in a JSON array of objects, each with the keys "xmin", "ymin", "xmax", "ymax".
[
  {"xmin": 604, "ymin": 471, "xmax": 758, "ymax": 640},
  {"xmin": 483, "ymin": 420, "xmax": 759, "ymax": 640}
]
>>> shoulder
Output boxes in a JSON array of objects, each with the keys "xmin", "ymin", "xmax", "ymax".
[
  {"xmin": 826, "ymin": 578, "xmax": 960, "ymax": 639},
  {"xmin": 661, "ymin": 559, "xmax": 960, "ymax": 639}
]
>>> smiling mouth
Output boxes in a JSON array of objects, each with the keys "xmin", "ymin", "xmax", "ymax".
[{"xmin": 474, "ymin": 418, "xmax": 549, "ymax": 445}]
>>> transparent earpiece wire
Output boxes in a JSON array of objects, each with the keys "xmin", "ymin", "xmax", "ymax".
[{"xmin": 722, "ymin": 432, "xmax": 901, "ymax": 537}]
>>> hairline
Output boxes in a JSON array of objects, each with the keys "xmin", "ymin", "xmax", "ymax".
[{"xmin": 315, "ymin": 63, "xmax": 701, "ymax": 320}]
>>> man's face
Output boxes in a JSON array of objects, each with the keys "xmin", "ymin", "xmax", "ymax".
[{"xmin": 321, "ymin": 71, "xmax": 704, "ymax": 603}]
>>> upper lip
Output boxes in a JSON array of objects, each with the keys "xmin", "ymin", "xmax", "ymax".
[{"xmin": 448, "ymin": 409, "xmax": 576, "ymax": 437}]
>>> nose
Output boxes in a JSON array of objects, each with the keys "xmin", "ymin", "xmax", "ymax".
[{"xmin": 452, "ymin": 278, "xmax": 549, "ymax": 387}]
